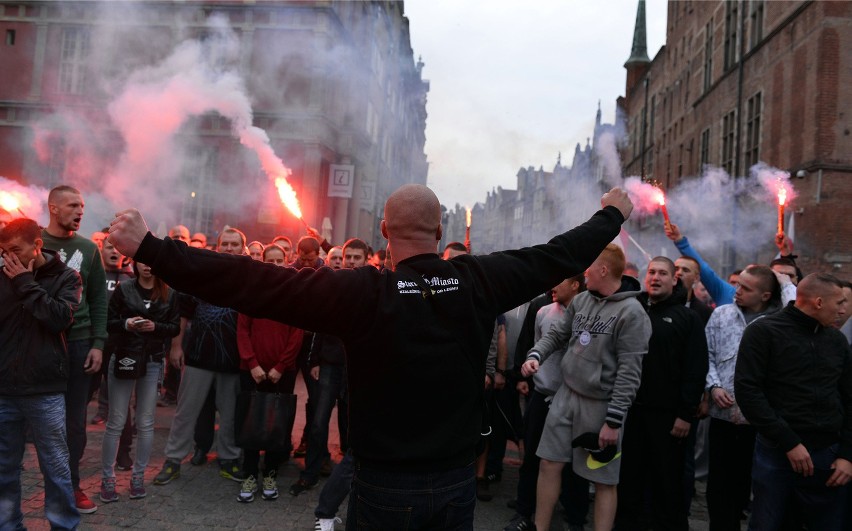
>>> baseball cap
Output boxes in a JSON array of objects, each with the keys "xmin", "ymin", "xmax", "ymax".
[{"xmin": 571, "ymin": 432, "xmax": 620, "ymax": 469}]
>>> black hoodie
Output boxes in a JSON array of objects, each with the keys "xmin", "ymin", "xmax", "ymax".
[
  {"xmin": 635, "ymin": 282, "xmax": 709, "ymax": 421},
  {"xmin": 134, "ymin": 206, "xmax": 625, "ymax": 471},
  {"xmin": 0, "ymin": 250, "xmax": 82, "ymax": 396}
]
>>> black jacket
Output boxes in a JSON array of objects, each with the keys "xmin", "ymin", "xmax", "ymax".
[
  {"xmin": 635, "ymin": 283, "xmax": 709, "ymax": 421},
  {"xmin": 735, "ymin": 303, "xmax": 852, "ymax": 459},
  {"xmin": 134, "ymin": 206, "xmax": 625, "ymax": 471},
  {"xmin": 107, "ymin": 280, "xmax": 180, "ymax": 361},
  {"xmin": 0, "ymin": 250, "xmax": 82, "ymax": 396}
]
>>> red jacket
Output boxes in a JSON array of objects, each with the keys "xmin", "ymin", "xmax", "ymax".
[{"xmin": 237, "ymin": 314, "xmax": 303, "ymax": 374}]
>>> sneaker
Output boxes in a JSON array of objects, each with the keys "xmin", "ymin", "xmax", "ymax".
[
  {"xmin": 129, "ymin": 473, "xmax": 146, "ymax": 499},
  {"xmin": 190, "ymin": 447, "xmax": 208, "ymax": 466},
  {"xmin": 153, "ymin": 460, "xmax": 181, "ymax": 485},
  {"xmin": 75, "ymin": 488, "xmax": 98, "ymax": 513},
  {"xmin": 503, "ymin": 514, "xmax": 536, "ymax": 531},
  {"xmin": 261, "ymin": 471, "xmax": 279, "ymax": 500},
  {"xmin": 98, "ymin": 478, "xmax": 118, "ymax": 504},
  {"xmin": 219, "ymin": 459, "xmax": 246, "ymax": 482},
  {"xmin": 293, "ymin": 440, "xmax": 307, "ymax": 457},
  {"xmin": 476, "ymin": 477, "xmax": 492, "ymax": 502},
  {"xmin": 288, "ymin": 478, "xmax": 317, "ymax": 496},
  {"xmin": 320, "ymin": 458, "xmax": 333, "ymax": 477},
  {"xmin": 157, "ymin": 395, "xmax": 176, "ymax": 407},
  {"xmin": 115, "ymin": 451, "xmax": 133, "ymax": 471},
  {"xmin": 314, "ymin": 517, "xmax": 343, "ymax": 531},
  {"xmin": 237, "ymin": 475, "xmax": 258, "ymax": 503},
  {"xmin": 90, "ymin": 414, "xmax": 106, "ymax": 425}
]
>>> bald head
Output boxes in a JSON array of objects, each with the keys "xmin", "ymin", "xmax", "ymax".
[
  {"xmin": 383, "ymin": 184, "xmax": 441, "ymax": 241},
  {"xmin": 795, "ymin": 273, "xmax": 846, "ymax": 327}
]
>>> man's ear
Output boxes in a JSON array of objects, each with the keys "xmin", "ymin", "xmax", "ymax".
[
  {"xmin": 34, "ymin": 238, "xmax": 43, "ymax": 253},
  {"xmin": 760, "ymin": 291, "xmax": 772, "ymax": 302},
  {"xmin": 380, "ymin": 220, "xmax": 389, "ymax": 240},
  {"xmin": 436, "ymin": 224, "xmax": 442, "ymax": 241}
]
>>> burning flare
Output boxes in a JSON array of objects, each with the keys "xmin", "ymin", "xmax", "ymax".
[
  {"xmin": 465, "ymin": 208, "xmax": 472, "ymax": 228},
  {"xmin": 0, "ymin": 190, "xmax": 28, "ymax": 217},
  {"xmin": 464, "ymin": 207, "xmax": 472, "ymax": 253},
  {"xmin": 653, "ymin": 184, "xmax": 672, "ymax": 230},
  {"xmin": 275, "ymin": 177, "xmax": 302, "ymax": 220},
  {"xmin": 777, "ymin": 185, "xmax": 787, "ymax": 235}
]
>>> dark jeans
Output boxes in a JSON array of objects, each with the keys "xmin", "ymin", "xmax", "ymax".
[
  {"xmin": 347, "ymin": 461, "xmax": 476, "ymax": 530},
  {"xmin": 237, "ymin": 369, "xmax": 298, "ymax": 477},
  {"xmin": 66, "ymin": 339, "xmax": 94, "ymax": 490},
  {"xmin": 297, "ymin": 334, "xmax": 318, "ymax": 444},
  {"xmin": 615, "ymin": 405, "xmax": 688, "ymax": 531},
  {"xmin": 515, "ymin": 391, "xmax": 589, "ymax": 525},
  {"xmin": 748, "ymin": 438, "xmax": 847, "ymax": 531},
  {"xmin": 707, "ymin": 418, "xmax": 755, "ymax": 531},
  {"xmin": 302, "ymin": 364, "xmax": 347, "ymax": 482},
  {"xmin": 0, "ymin": 394, "xmax": 80, "ymax": 530},
  {"xmin": 316, "ymin": 450, "xmax": 355, "ymax": 519}
]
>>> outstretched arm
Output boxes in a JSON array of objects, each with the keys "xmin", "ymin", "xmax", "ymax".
[{"xmin": 666, "ymin": 223, "xmax": 735, "ymax": 305}]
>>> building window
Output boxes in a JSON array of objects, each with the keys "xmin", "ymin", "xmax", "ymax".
[
  {"xmin": 59, "ymin": 27, "xmax": 90, "ymax": 94},
  {"xmin": 514, "ymin": 205, "xmax": 523, "ymax": 221},
  {"xmin": 744, "ymin": 92, "xmax": 762, "ymax": 169},
  {"xmin": 703, "ymin": 20, "xmax": 713, "ymax": 92},
  {"xmin": 721, "ymin": 110, "xmax": 737, "ymax": 175},
  {"xmin": 749, "ymin": 0, "xmax": 764, "ymax": 49},
  {"xmin": 724, "ymin": 1, "xmax": 738, "ymax": 71},
  {"xmin": 181, "ymin": 147, "xmax": 217, "ymax": 235},
  {"xmin": 699, "ymin": 128, "xmax": 711, "ymax": 169},
  {"xmin": 5, "ymin": 29, "xmax": 15, "ymax": 46}
]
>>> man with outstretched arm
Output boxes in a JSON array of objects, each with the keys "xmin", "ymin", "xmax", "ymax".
[{"xmin": 109, "ymin": 184, "xmax": 633, "ymax": 530}]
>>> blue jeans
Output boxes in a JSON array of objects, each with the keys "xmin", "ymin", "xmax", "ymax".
[
  {"xmin": 66, "ymin": 339, "xmax": 94, "ymax": 490},
  {"xmin": 346, "ymin": 462, "xmax": 476, "ymax": 530},
  {"xmin": 303, "ymin": 364, "xmax": 347, "ymax": 482},
  {"xmin": 748, "ymin": 437, "xmax": 847, "ymax": 531},
  {"xmin": 102, "ymin": 357, "xmax": 161, "ymax": 478},
  {"xmin": 0, "ymin": 394, "xmax": 80, "ymax": 530},
  {"xmin": 316, "ymin": 451, "xmax": 355, "ymax": 519}
]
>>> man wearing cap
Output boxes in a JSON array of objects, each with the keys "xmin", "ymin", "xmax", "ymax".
[{"xmin": 522, "ymin": 243, "xmax": 652, "ymax": 531}]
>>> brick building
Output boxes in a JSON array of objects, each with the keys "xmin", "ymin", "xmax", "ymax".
[
  {"xmin": 619, "ymin": 0, "xmax": 852, "ymax": 278},
  {"xmin": 0, "ymin": 1, "xmax": 429, "ymax": 248}
]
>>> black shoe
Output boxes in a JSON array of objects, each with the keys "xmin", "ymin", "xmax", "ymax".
[
  {"xmin": 115, "ymin": 451, "xmax": 133, "ymax": 471},
  {"xmin": 289, "ymin": 478, "xmax": 317, "ymax": 496},
  {"xmin": 476, "ymin": 478, "xmax": 492, "ymax": 502},
  {"xmin": 503, "ymin": 514, "xmax": 536, "ymax": 531},
  {"xmin": 190, "ymin": 448, "xmax": 208, "ymax": 466},
  {"xmin": 293, "ymin": 441, "xmax": 307, "ymax": 458},
  {"xmin": 320, "ymin": 458, "xmax": 333, "ymax": 477}
]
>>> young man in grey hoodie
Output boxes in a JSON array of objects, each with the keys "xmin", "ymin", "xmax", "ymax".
[{"xmin": 522, "ymin": 243, "xmax": 652, "ymax": 531}]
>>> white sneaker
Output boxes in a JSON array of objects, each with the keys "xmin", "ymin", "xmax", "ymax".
[{"xmin": 314, "ymin": 517, "xmax": 342, "ymax": 531}]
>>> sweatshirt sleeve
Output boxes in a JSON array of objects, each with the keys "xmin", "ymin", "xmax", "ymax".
[
  {"xmin": 528, "ymin": 301, "xmax": 575, "ymax": 364},
  {"xmin": 86, "ymin": 245, "xmax": 109, "ymax": 350},
  {"xmin": 734, "ymin": 323, "xmax": 800, "ymax": 451},
  {"xmin": 237, "ymin": 314, "xmax": 260, "ymax": 370},
  {"xmin": 674, "ymin": 237, "xmax": 735, "ymax": 306},
  {"xmin": 274, "ymin": 325, "xmax": 305, "ymax": 375},
  {"xmin": 485, "ymin": 321, "xmax": 500, "ymax": 378},
  {"xmin": 678, "ymin": 311, "xmax": 710, "ymax": 420},
  {"xmin": 135, "ymin": 234, "xmax": 378, "ymax": 339},
  {"xmin": 606, "ymin": 303, "xmax": 652, "ymax": 428},
  {"xmin": 513, "ymin": 296, "xmax": 544, "ymax": 373},
  {"xmin": 474, "ymin": 206, "xmax": 625, "ymax": 314},
  {"xmin": 11, "ymin": 269, "xmax": 81, "ymax": 334},
  {"xmin": 705, "ymin": 311, "xmax": 723, "ymax": 389},
  {"xmin": 840, "ymin": 348, "xmax": 852, "ymax": 461}
]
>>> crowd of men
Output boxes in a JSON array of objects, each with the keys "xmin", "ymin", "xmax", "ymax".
[{"xmin": 0, "ymin": 183, "xmax": 849, "ymax": 531}]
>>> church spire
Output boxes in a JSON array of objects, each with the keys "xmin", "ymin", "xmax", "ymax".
[{"xmin": 624, "ymin": 0, "xmax": 650, "ymax": 67}]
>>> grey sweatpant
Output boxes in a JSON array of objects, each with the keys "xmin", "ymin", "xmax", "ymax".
[{"xmin": 164, "ymin": 365, "xmax": 241, "ymax": 461}]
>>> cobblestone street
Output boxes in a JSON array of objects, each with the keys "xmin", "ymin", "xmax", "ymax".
[{"xmin": 19, "ymin": 376, "xmax": 710, "ymax": 530}]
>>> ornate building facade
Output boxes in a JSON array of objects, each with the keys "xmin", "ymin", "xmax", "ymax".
[
  {"xmin": 619, "ymin": 0, "xmax": 852, "ymax": 277},
  {"xmin": 0, "ymin": 1, "xmax": 429, "ymax": 248}
]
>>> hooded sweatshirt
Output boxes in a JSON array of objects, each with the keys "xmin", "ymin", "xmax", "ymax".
[
  {"xmin": 528, "ymin": 276, "xmax": 651, "ymax": 428},
  {"xmin": 133, "ymin": 205, "xmax": 626, "ymax": 471}
]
